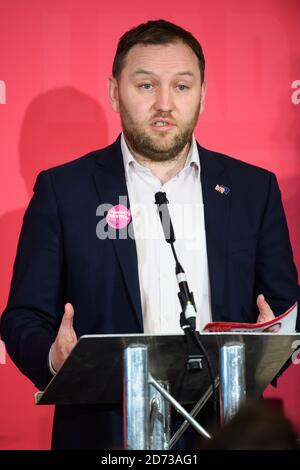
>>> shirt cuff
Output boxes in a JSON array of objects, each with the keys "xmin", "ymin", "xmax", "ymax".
[{"xmin": 48, "ymin": 344, "xmax": 57, "ymax": 376}]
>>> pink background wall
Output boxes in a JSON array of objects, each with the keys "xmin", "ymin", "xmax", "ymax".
[{"xmin": 0, "ymin": 0, "xmax": 299, "ymax": 449}]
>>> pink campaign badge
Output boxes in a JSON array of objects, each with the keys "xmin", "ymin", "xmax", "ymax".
[{"xmin": 106, "ymin": 205, "xmax": 131, "ymax": 229}]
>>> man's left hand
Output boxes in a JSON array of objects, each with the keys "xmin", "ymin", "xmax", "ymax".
[{"xmin": 256, "ymin": 294, "xmax": 275, "ymax": 323}]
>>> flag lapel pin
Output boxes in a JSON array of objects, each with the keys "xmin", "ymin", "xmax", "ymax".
[{"xmin": 215, "ymin": 184, "xmax": 230, "ymax": 195}]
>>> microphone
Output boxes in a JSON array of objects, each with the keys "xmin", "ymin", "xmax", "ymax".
[
  {"xmin": 154, "ymin": 191, "xmax": 196, "ymax": 330},
  {"xmin": 154, "ymin": 192, "xmax": 175, "ymax": 244}
]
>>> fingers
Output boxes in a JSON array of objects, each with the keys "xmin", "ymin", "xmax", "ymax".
[
  {"xmin": 58, "ymin": 303, "xmax": 77, "ymax": 346},
  {"xmin": 257, "ymin": 294, "xmax": 272, "ymax": 314},
  {"xmin": 60, "ymin": 302, "xmax": 75, "ymax": 330},
  {"xmin": 256, "ymin": 294, "xmax": 275, "ymax": 323},
  {"xmin": 51, "ymin": 303, "xmax": 77, "ymax": 372}
]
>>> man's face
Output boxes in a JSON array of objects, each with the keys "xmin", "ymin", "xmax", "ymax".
[{"xmin": 109, "ymin": 41, "xmax": 206, "ymax": 161}]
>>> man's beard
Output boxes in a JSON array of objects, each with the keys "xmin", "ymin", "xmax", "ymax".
[{"xmin": 119, "ymin": 101, "xmax": 201, "ymax": 162}]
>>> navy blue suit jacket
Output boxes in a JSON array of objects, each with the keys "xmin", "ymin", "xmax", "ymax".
[{"xmin": 1, "ymin": 135, "xmax": 299, "ymax": 449}]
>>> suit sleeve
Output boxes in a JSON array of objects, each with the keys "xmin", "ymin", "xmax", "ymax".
[
  {"xmin": 255, "ymin": 172, "xmax": 300, "ymax": 330},
  {"xmin": 0, "ymin": 171, "xmax": 64, "ymax": 390}
]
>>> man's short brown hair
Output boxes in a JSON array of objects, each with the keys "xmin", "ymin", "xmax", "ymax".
[{"xmin": 112, "ymin": 19, "xmax": 205, "ymax": 83}]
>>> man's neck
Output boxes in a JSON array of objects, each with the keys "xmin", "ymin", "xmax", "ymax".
[{"xmin": 127, "ymin": 140, "xmax": 191, "ymax": 185}]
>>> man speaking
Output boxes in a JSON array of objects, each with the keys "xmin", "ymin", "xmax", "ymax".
[{"xmin": 1, "ymin": 19, "xmax": 299, "ymax": 449}]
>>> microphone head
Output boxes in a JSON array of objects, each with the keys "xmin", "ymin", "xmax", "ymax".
[
  {"xmin": 154, "ymin": 191, "xmax": 175, "ymax": 244},
  {"xmin": 155, "ymin": 191, "xmax": 169, "ymax": 205}
]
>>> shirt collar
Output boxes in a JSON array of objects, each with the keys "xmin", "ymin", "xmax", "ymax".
[{"xmin": 121, "ymin": 132, "xmax": 200, "ymax": 178}]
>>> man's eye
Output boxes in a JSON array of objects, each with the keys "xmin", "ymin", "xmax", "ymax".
[
  {"xmin": 139, "ymin": 83, "xmax": 153, "ymax": 90},
  {"xmin": 177, "ymin": 84, "xmax": 188, "ymax": 91}
]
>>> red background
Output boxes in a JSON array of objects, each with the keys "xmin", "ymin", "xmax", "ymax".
[{"xmin": 0, "ymin": 0, "xmax": 299, "ymax": 449}]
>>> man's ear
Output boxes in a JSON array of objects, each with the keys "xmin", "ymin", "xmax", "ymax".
[
  {"xmin": 199, "ymin": 79, "xmax": 207, "ymax": 115},
  {"xmin": 108, "ymin": 76, "xmax": 120, "ymax": 113}
]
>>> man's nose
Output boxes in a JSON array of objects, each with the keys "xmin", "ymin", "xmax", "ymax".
[{"xmin": 153, "ymin": 86, "xmax": 173, "ymax": 112}]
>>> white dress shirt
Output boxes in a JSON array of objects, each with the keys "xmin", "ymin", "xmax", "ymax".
[{"xmin": 121, "ymin": 133, "xmax": 212, "ymax": 334}]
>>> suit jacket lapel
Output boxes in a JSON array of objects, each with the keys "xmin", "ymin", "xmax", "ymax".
[
  {"xmin": 198, "ymin": 144, "xmax": 231, "ymax": 319},
  {"xmin": 93, "ymin": 136, "xmax": 143, "ymax": 331}
]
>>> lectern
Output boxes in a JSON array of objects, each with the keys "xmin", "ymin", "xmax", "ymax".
[{"xmin": 36, "ymin": 332, "xmax": 299, "ymax": 449}]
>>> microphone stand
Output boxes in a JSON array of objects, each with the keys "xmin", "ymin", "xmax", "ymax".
[
  {"xmin": 154, "ymin": 191, "xmax": 218, "ymax": 421},
  {"xmin": 169, "ymin": 243, "xmax": 204, "ymax": 372}
]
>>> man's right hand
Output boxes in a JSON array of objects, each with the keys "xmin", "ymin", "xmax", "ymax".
[{"xmin": 50, "ymin": 303, "xmax": 78, "ymax": 373}]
